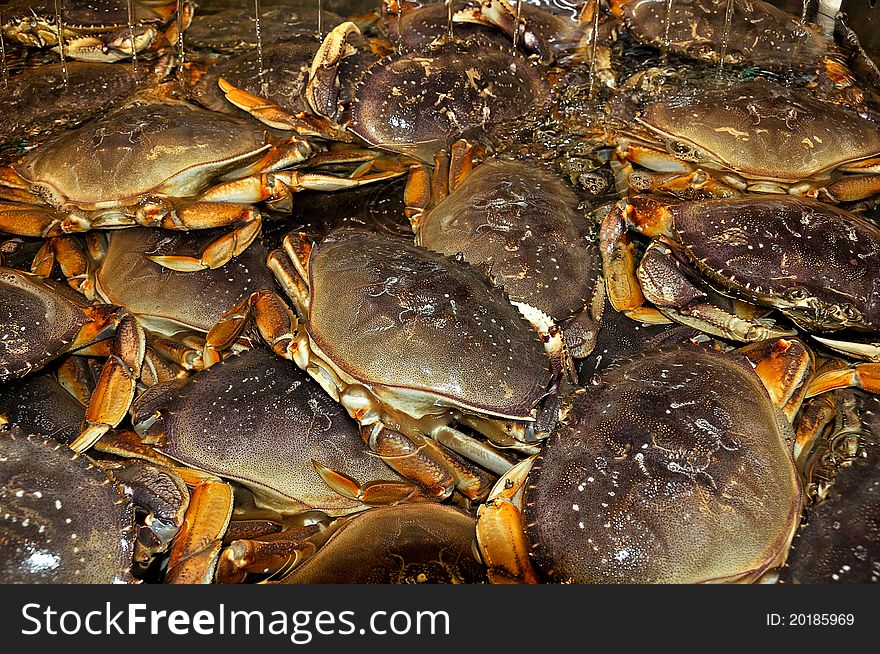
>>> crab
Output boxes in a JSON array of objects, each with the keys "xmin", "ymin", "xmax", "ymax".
[
  {"xmin": 605, "ymin": 78, "xmax": 880, "ymax": 205},
  {"xmin": 0, "ymin": 360, "xmax": 91, "ymax": 445},
  {"xmin": 0, "ymin": 56, "xmax": 170, "ymax": 155},
  {"xmin": 1, "ymin": 0, "xmax": 190, "ymax": 63},
  {"xmin": 221, "ymin": 20, "xmax": 552, "ymax": 163},
  {"xmin": 600, "ymin": 195, "xmax": 880, "ymax": 373},
  {"xmin": 0, "ymin": 267, "xmax": 148, "ymax": 451},
  {"xmin": 780, "ymin": 390, "xmax": 879, "ymax": 583},
  {"xmin": 0, "ymin": 97, "xmax": 401, "ymax": 271},
  {"xmin": 606, "ymin": 0, "xmax": 857, "ymax": 93},
  {"xmin": 0, "ymin": 426, "xmax": 137, "ymax": 582},
  {"xmin": 34, "ymin": 227, "xmax": 280, "ymax": 374},
  {"xmin": 184, "ymin": 4, "xmax": 344, "ymax": 55},
  {"xmin": 129, "ymin": 346, "xmax": 429, "ymax": 582},
  {"xmin": 405, "ymin": 141, "xmax": 605, "ymax": 379},
  {"xmin": 203, "ymin": 228, "xmax": 556, "ymax": 501},
  {"xmin": 476, "ymin": 341, "xmax": 809, "ymax": 583},
  {"xmin": 281, "ymin": 503, "xmax": 487, "ymax": 583}
]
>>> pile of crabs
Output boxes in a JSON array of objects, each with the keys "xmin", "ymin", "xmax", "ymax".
[{"xmin": 0, "ymin": 0, "xmax": 878, "ymax": 584}]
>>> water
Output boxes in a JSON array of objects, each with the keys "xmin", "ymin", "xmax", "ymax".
[
  {"xmin": 176, "ymin": 0, "xmax": 186, "ymax": 78},
  {"xmin": 254, "ymin": 0, "xmax": 266, "ymax": 96},
  {"xmin": 54, "ymin": 0, "xmax": 68, "ymax": 85},
  {"xmin": 127, "ymin": 0, "xmax": 138, "ymax": 78},
  {"xmin": 0, "ymin": 9, "xmax": 7, "ymax": 88},
  {"xmin": 587, "ymin": 0, "xmax": 602, "ymax": 95},
  {"xmin": 800, "ymin": 0, "xmax": 811, "ymax": 24},
  {"xmin": 446, "ymin": 0, "xmax": 454, "ymax": 38},
  {"xmin": 662, "ymin": 0, "xmax": 674, "ymax": 55},
  {"xmin": 317, "ymin": 0, "xmax": 324, "ymax": 40},
  {"xmin": 512, "ymin": 0, "xmax": 523, "ymax": 51},
  {"xmin": 717, "ymin": 0, "xmax": 735, "ymax": 76}
]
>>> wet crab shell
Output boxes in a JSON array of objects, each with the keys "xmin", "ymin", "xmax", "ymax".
[
  {"xmin": 15, "ymin": 100, "xmax": 272, "ymax": 210},
  {"xmin": 2, "ymin": 0, "xmax": 174, "ymax": 39},
  {"xmin": 0, "ymin": 268, "xmax": 90, "ymax": 382},
  {"xmin": 347, "ymin": 40, "xmax": 551, "ymax": 162},
  {"xmin": 306, "ymin": 229, "xmax": 552, "ymax": 420},
  {"xmin": 617, "ymin": 0, "xmax": 834, "ymax": 73},
  {"xmin": 524, "ymin": 347, "xmax": 802, "ymax": 583},
  {"xmin": 0, "ymin": 427, "xmax": 136, "ymax": 583},
  {"xmin": 661, "ymin": 196, "xmax": 880, "ymax": 332},
  {"xmin": 635, "ymin": 79, "xmax": 880, "ymax": 184},
  {"xmin": 780, "ymin": 393, "xmax": 880, "ymax": 583},
  {"xmin": 0, "ymin": 61, "xmax": 160, "ymax": 154},
  {"xmin": 95, "ymin": 227, "xmax": 277, "ymax": 336},
  {"xmin": 283, "ymin": 503, "xmax": 487, "ymax": 583},
  {"xmin": 417, "ymin": 158, "xmax": 601, "ymax": 326},
  {"xmin": 0, "ymin": 372, "xmax": 86, "ymax": 445},
  {"xmin": 154, "ymin": 347, "xmax": 405, "ymax": 516},
  {"xmin": 193, "ymin": 42, "xmax": 318, "ymax": 117}
]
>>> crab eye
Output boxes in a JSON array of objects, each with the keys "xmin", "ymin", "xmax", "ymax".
[
  {"xmin": 667, "ymin": 141, "xmax": 703, "ymax": 162},
  {"xmin": 783, "ymin": 286, "xmax": 811, "ymax": 302}
]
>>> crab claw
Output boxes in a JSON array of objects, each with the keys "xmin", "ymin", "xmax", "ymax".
[{"xmin": 306, "ymin": 21, "xmax": 362, "ymax": 119}]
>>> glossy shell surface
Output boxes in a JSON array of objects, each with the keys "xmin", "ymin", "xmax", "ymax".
[
  {"xmin": 349, "ymin": 41, "xmax": 549, "ymax": 162},
  {"xmin": 639, "ymin": 80, "xmax": 880, "ymax": 182},
  {"xmin": 525, "ymin": 347, "xmax": 801, "ymax": 583},
  {"xmin": 17, "ymin": 101, "xmax": 270, "ymax": 208},
  {"xmin": 306, "ymin": 229, "xmax": 551, "ymax": 418},
  {"xmin": 781, "ymin": 393, "xmax": 880, "ymax": 583},
  {"xmin": 0, "ymin": 269, "xmax": 88, "ymax": 381},
  {"xmin": 418, "ymin": 159, "xmax": 600, "ymax": 323},
  {"xmin": 283, "ymin": 503, "xmax": 487, "ymax": 583},
  {"xmin": 0, "ymin": 428, "xmax": 135, "ymax": 583},
  {"xmin": 96, "ymin": 227, "xmax": 276, "ymax": 334},
  {"xmin": 158, "ymin": 347, "xmax": 403, "ymax": 515},
  {"xmin": 667, "ymin": 196, "xmax": 880, "ymax": 330}
]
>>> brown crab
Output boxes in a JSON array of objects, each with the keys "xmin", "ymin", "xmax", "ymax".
[
  {"xmin": 1, "ymin": 0, "xmax": 190, "ymax": 62},
  {"xmin": 221, "ymin": 20, "xmax": 552, "ymax": 163},
  {"xmin": 607, "ymin": 0, "xmax": 856, "ymax": 93},
  {"xmin": 606, "ymin": 79, "xmax": 880, "ymax": 205},
  {"xmin": 405, "ymin": 141, "xmax": 604, "ymax": 378},
  {"xmin": 282, "ymin": 503, "xmax": 487, "ymax": 583},
  {"xmin": 203, "ymin": 228, "xmax": 556, "ymax": 501},
  {"xmin": 600, "ymin": 195, "xmax": 880, "ymax": 370},
  {"xmin": 476, "ymin": 341, "xmax": 809, "ymax": 583},
  {"xmin": 0, "ymin": 97, "xmax": 400, "ymax": 271},
  {"xmin": 780, "ymin": 390, "xmax": 879, "ymax": 583}
]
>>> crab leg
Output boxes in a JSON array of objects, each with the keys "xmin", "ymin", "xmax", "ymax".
[
  {"xmin": 738, "ymin": 338, "xmax": 815, "ymax": 422},
  {"xmin": 147, "ymin": 212, "xmax": 262, "ymax": 272},
  {"xmin": 70, "ymin": 313, "xmax": 146, "ymax": 453},
  {"xmin": 805, "ymin": 362, "xmax": 880, "ymax": 397},
  {"xmin": 0, "ymin": 202, "xmax": 64, "ymax": 237},
  {"xmin": 811, "ymin": 335, "xmax": 880, "ymax": 362},
  {"xmin": 165, "ymin": 469, "xmax": 234, "ymax": 584},
  {"xmin": 475, "ymin": 456, "xmax": 540, "ymax": 584},
  {"xmin": 311, "ymin": 462, "xmax": 431, "ymax": 505}
]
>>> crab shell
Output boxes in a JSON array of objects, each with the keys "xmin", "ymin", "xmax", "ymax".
[
  {"xmin": 0, "ymin": 268, "xmax": 99, "ymax": 381},
  {"xmin": 184, "ymin": 5, "xmax": 343, "ymax": 54},
  {"xmin": 524, "ymin": 347, "xmax": 802, "ymax": 583},
  {"xmin": 627, "ymin": 79, "xmax": 880, "ymax": 191},
  {"xmin": 651, "ymin": 196, "xmax": 880, "ymax": 332},
  {"xmin": 0, "ymin": 372, "xmax": 86, "ymax": 445},
  {"xmin": 0, "ymin": 60, "xmax": 165, "ymax": 154},
  {"xmin": 148, "ymin": 347, "xmax": 406, "ymax": 517},
  {"xmin": 12, "ymin": 100, "xmax": 274, "ymax": 211},
  {"xmin": 614, "ymin": 0, "xmax": 835, "ymax": 73},
  {"xmin": 347, "ymin": 40, "xmax": 551, "ymax": 163},
  {"xmin": 416, "ymin": 158, "xmax": 601, "ymax": 340},
  {"xmin": 0, "ymin": 427, "xmax": 135, "ymax": 583},
  {"xmin": 95, "ymin": 227, "xmax": 276, "ymax": 337},
  {"xmin": 282, "ymin": 503, "xmax": 487, "ymax": 583},
  {"xmin": 193, "ymin": 42, "xmax": 318, "ymax": 118},
  {"xmin": 780, "ymin": 392, "xmax": 880, "ymax": 583},
  {"xmin": 303, "ymin": 228, "xmax": 551, "ymax": 422}
]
